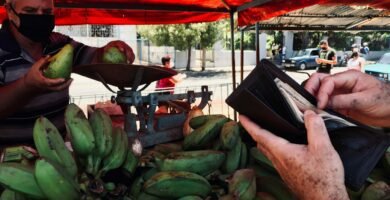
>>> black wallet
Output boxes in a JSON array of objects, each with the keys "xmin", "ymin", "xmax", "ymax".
[{"xmin": 226, "ymin": 59, "xmax": 390, "ymax": 190}]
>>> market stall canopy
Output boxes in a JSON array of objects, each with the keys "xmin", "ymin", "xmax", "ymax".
[
  {"xmin": 0, "ymin": 0, "xmax": 388, "ymax": 26},
  {"xmin": 0, "ymin": 0, "xmax": 252, "ymax": 25},
  {"xmin": 242, "ymin": 4, "xmax": 390, "ymax": 31},
  {"xmin": 238, "ymin": 0, "xmax": 390, "ymax": 27}
]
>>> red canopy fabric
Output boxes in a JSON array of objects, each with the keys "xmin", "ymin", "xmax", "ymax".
[
  {"xmin": 0, "ymin": 0, "xmax": 388, "ymax": 26},
  {"xmin": 0, "ymin": 0, "xmax": 249, "ymax": 25},
  {"xmin": 238, "ymin": 0, "xmax": 390, "ymax": 26}
]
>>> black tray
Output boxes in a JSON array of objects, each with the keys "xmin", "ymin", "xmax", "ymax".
[{"xmin": 73, "ymin": 64, "xmax": 178, "ymax": 88}]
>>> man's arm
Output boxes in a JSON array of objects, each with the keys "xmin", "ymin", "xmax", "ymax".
[{"xmin": 0, "ymin": 56, "xmax": 71, "ymax": 119}]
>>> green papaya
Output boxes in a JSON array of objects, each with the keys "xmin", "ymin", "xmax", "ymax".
[
  {"xmin": 44, "ymin": 44, "xmax": 74, "ymax": 79},
  {"xmin": 102, "ymin": 47, "xmax": 126, "ymax": 64}
]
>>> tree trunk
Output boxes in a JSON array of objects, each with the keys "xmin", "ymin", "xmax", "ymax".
[
  {"xmin": 201, "ymin": 48, "xmax": 206, "ymax": 71},
  {"xmin": 186, "ymin": 46, "xmax": 191, "ymax": 71}
]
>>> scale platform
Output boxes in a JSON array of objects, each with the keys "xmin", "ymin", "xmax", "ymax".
[{"xmin": 73, "ymin": 63, "xmax": 212, "ymax": 148}]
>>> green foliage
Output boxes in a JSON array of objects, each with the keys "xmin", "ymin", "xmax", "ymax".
[{"xmin": 293, "ymin": 31, "xmax": 390, "ymax": 51}]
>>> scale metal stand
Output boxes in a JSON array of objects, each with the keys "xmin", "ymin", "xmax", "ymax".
[{"xmin": 73, "ymin": 64, "xmax": 212, "ymax": 148}]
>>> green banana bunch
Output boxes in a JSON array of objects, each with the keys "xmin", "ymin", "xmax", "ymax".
[
  {"xmin": 0, "ymin": 189, "xmax": 26, "ymax": 200},
  {"xmin": 155, "ymin": 150, "xmax": 225, "ymax": 176},
  {"xmin": 228, "ymin": 169, "xmax": 256, "ymax": 200},
  {"xmin": 65, "ymin": 103, "xmax": 95, "ymax": 156},
  {"xmin": 87, "ymin": 109, "xmax": 113, "ymax": 174},
  {"xmin": 189, "ymin": 114, "xmax": 226, "ymax": 129},
  {"xmin": 361, "ymin": 181, "xmax": 390, "ymax": 200},
  {"xmin": 223, "ymin": 139, "xmax": 242, "ymax": 174},
  {"xmin": 144, "ymin": 171, "xmax": 212, "ymax": 198},
  {"xmin": 100, "ymin": 127, "xmax": 128, "ymax": 175},
  {"xmin": 183, "ymin": 115, "xmax": 229, "ymax": 150},
  {"xmin": 35, "ymin": 158, "xmax": 80, "ymax": 200},
  {"xmin": 33, "ymin": 117, "xmax": 77, "ymax": 178},
  {"xmin": 0, "ymin": 163, "xmax": 45, "ymax": 199},
  {"xmin": 220, "ymin": 121, "xmax": 240, "ymax": 150},
  {"xmin": 122, "ymin": 149, "xmax": 139, "ymax": 177}
]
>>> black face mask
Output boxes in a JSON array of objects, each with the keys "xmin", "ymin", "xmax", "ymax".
[
  {"xmin": 321, "ymin": 47, "xmax": 327, "ymax": 50},
  {"xmin": 10, "ymin": 6, "xmax": 55, "ymax": 42}
]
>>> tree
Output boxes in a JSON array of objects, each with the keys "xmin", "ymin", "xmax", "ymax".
[
  {"xmin": 198, "ymin": 22, "xmax": 222, "ymax": 71},
  {"xmin": 139, "ymin": 24, "xmax": 208, "ymax": 71}
]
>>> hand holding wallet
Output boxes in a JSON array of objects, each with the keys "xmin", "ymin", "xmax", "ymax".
[{"xmin": 226, "ymin": 59, "xmax": 390, "ymax": 190}]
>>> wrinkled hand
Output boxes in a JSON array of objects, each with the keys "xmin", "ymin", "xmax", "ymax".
[
  {"xmin": 239, "ymin": 111, "xmax": 348, "ymax": 200},
  {"xmin": 305, "ymin": 71, "xmax": 390, "ymax": 127},
  {"xmin": 104, "ymin": 40, "xmax": 135, "ymax": 64},
  {"xmin": 23, "ymin": 56, "xmax": 72, "ymax": 93}
]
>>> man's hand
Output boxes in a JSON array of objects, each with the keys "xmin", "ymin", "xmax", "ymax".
[
  {"xmin": 315, "ymin": 58, "xmax": 324, "ymax": 64},
  {"xmin": 23, "ymin": 56, "xmax": 72, "ymax": 93},
  {"xmin": 103, "ymin": 41, "xmax": 135, "ymax": 64},
  {"xmin": 239, "ymin": 111, "xmax": 348, "ymax": 200},
  {"xmin": 305, "ymin": 71, "xmax": 390, "ymax": 127}
]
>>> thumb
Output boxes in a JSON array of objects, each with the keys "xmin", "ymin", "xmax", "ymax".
[
  {"xmin": 35, "ymin": 55, "xmax": 51, "ymax": 70},
  {"xmin": 304, "ymin": 110, "xmax": 332, "ymax": 151}
]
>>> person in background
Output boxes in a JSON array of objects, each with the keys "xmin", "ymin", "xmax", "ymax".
[
  {"xmin": 155, "ymin": 56, "xmax": 178, "ymax": 113},
  {"xmin": 240, "ymin": 70, "xmax": 390, "ymax": 199},
  {"xmin": 347, "ymin": 52, "xmax": 365, "ymax": 72},
  {"xmin": 0, "ymin": 0, "xmax": 135, "ymax": 145},
  {"xmin": 315, "ymin": 40, "xmax": 337, "ymax": 74},
  {"xmin": 361, "ymin": 42, "xmax": 370, "ymax": 55}
]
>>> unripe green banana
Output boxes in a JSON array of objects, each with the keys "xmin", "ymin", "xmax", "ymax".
[
  {"xmin": 0, "ymin": 163, "xmax": 45, "ymax": 199},
  {"xmin": 250, "ymin": 147, "xmax": 277, "ymax": 174},
  {"xmin": 178, "ymin": 196, "xmax": 203, "ymax": 200},
  {"xmin": 100, "ymin": 127, "xmax": 128, "ymax": 175},
  {"xmin": 122, "ymin": 149, "xmax": 139, "ymax": 177},
  {"xmin": 220, "ymin": 121, "xmax": 240, "ymax": 150},
  {"xmin": 256, "ymin": 176, "xmax": 295, "ymax": 200},
  {"xmin": 33, "ymin": 117, "xmax": 77, "ymax": 178},
  {"xmin": 183, "ymin": 116, "xmax": 229, "ymax": 150},
  {"xmin": 35, "ymin": 158, "xmax": 80, "ymax": 200},
  {"xmin": 153, "ymin": 143, "xmax": 182, "ymax": 155},
  {"xmin": 65, "ymin": 103, "xmax": 95, "ymax": 156},
  {"xmin": 0, "ymin": 189, "xmax": 26, "ymax": 200},
  {"xmin": 144, "ymin": 171, "xmax": 211, "ymax": 198},
  {"xmin": 189, "ymin": 114, "xmax": 226, "ymax": 129},
  {"xmin": 87, "ymin": 109, "xmax": 113, "ymax": 174},
  {"xmin": 155, "ymin": 150, "xmax": 225, "ymax": 176},
  {"xmin": 129, "ymin": 168, "xmax": 158, "ymax": 199},
  {"xmin": 222, "ymin": 139, "xmax": 242, "ymax": 174},
  {"xmin": 239, "ymin": 142, "xmax": 248, "ymax": 169},
  {"xmin": 229, "ymin": 169, "xmax": 256, "ymax": 200}
]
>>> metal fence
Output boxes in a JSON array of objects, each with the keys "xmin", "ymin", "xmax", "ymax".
[{"xmin": 70, "ymin": 82, "xmax": 235, "ymax": 118}]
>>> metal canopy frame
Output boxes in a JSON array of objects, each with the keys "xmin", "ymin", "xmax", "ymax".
[{"xmin": 243, "ymin": 24, "xmax": 390, "ymax": 31}]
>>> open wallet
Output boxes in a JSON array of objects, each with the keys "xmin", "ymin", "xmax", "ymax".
[{"xmin": 226, "ymin": 59, "xmax": 390, "ymax": 191}]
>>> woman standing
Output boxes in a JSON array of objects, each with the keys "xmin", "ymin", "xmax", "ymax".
[{"xmin": 347, "ymin": 52, "xmax": 365, "ymax": 72}]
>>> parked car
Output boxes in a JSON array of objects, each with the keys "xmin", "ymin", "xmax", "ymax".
[
  {"xmin": 282, "ymin": 48, "xmax": 344, "ymax": 70},
  {"xmin": 365, "ymin": 52, "xmax": 390, "ymax": 82},
  {"xmin": 282, "ymin": 48, "xmax": 319, "ymax": 70}
]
